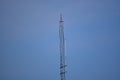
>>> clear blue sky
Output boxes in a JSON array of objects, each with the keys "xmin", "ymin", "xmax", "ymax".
[{"xmin": 0, "ymin": 0, "xmax": 120, "ymax": 80}]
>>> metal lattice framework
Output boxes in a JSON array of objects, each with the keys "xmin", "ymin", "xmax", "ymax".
[{"xmin": 59, "ymin": 14, "xmax": 66, "ymax": 80}]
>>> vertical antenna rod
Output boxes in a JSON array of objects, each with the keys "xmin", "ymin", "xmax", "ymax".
[{"xmin": 59, "ymin": 14, "xmax": 66, "ymax": 80}]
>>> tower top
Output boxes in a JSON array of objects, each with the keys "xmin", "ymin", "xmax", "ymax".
[
  {"xmin": 60, "ymin": 14, "xmax": 64, "ymax": 22},
  {"xmin": 59, "ymin": 14, "xmax": 66, "ymax": 80}
]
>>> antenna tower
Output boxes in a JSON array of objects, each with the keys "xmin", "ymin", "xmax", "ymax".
[{"xmin": 59, "ymin": 14, "xmax": 66, "ymax": 80}]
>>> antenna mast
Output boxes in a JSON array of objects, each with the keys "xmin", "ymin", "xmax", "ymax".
[{"xmin": 59, "ymin": 14, "xmax": 66, "ymax": 80}]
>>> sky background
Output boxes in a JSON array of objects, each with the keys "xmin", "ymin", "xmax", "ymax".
[{"xmin": 0, "ymin": 0, "xmax": 120, "ymax": 80}]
